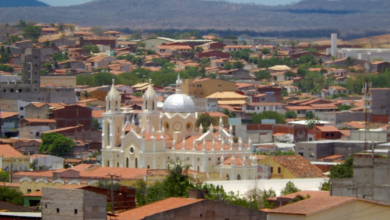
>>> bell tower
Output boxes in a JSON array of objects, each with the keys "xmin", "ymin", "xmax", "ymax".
[
  {"xmin": 140, "ymin": 79, "xmax": 160, "ymax": 132},
  {"xmin": 102, "ymin": 79, "xmax": 124, "ymax": 149}
]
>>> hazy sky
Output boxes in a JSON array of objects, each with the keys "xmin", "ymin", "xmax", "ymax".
[{"xmin": 40, "ymin": 0, "xmax": 298, "ymax": 7}]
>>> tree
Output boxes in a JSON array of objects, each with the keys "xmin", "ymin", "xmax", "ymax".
[
  {"xmin": 232, "ymin": 61, "xmax": 244, "ymax": 69},
  {"xmin": 91, "ymin": 45, "xmax": 100, "ymax": 53},
  {"xmin": 255, "ymin": 70, "xmax": 271, "ymax": 80},
  {"xmin": 97, "ymin": 180, "xmax": 121, "ymax": 191},
  {"xmin": 131, "ymin": 32, "xmax": 142, "ymax": 40},
  {"xmin": 195, "ymin": 47, "xmax": 203, "ymax": 52},
  {"xmin": 330, "ymin": 156, "xmax": 353, "ymax": 178},
  {"xmin": 285, "ymin": 71, "xmax": 296, "ymax": 79},
  {"xmin": 92, "ymin": 119, "xmax": 100, "ymax": 130},
  {"xmin": 306, "ymin": 116, "xmax": 320, "ymax": 128},
  {"xmin": 0, "ymin": 187, "xmax": 23, "ymax": 205},
  {"xmin": 319, "ymin": 180, "xmax": 330, "ymax": 191},
  {"xmin": 338, "ymin": 104, "xmax": 352, "ymax": 111},
  {"xmin": 298, "ymin": 72, "xmax": 326, "ymax": 94},
  {"xmin": 306, "ymin": 111, "xmax": 315, "ymax": 119},
  {"xmin": 90, "ymin": 26, "xmax": 107, "ymax": 36},
  {"xmin": 83, "ymin": 90, "xmax": 90, "ymax": 99},
  {"xmin": 57, "ymin": 23, "xmax": 65, "ymax": 34},
  {"xmin": 39, "ymin": 133, "xmax": 75, "ymax": 157},
  {"xmin": 223, "ymin": 109, "xmax": 235, "ymax": 118},
  {"xmin": 22, "ymin": 25, "xmax": 42, "ymax": 40},
  {"xmin": 281, "ymin": 181, "xmax": 300, "ymax": 195},
  {"xmin": 136, "ymin": 42, "xmax": 146, "ymax": 48},
  {"xmin": 224, "ymin": 61, "xmax": 232, "ymax": 70},
  {"xmin": 345, "ymin": 57, "xmax": 355, "ymax": 66},
  {"xmin": 261, "ymin": 48, "xmax": 271, "ymax": 55},
  {"xmin": 0, "ymin": 171, "xmax": 9, "ymax": 182},
  {"xmin": 285, "ymin": 111, "xmax": 297, "ymax": 119},
  {"xmin": 252, "ymin": 111, "xmax": 286, "ymax": 124},
  {"xmin": 164, "ymin": 159, "xmax": 193, "ymax": 197},
  {"xmin": 196, "ymin": 113, "xmax": 216, "ymax": 132}
]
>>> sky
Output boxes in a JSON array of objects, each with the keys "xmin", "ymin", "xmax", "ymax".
[{"xmin": 40, "ymin": 0, "xmax": 298, "ymax": 7}]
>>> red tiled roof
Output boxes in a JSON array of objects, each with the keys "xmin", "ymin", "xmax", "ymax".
[
  {"xmin": 263, "ymin": 196, "xmax": 381, "ymax": 216},
  {"xmin": 318, "ymin": 155, "xmax": 344, "ymax": 161},
  {"xmin": 92, "ymin": 110, "xmax": 105, "ymax": 118},
  {"xmin": 0, "ymin": 112, "xmax": 19, "ymax": 119},
  {"xmin": 271, "ymin": 155, "xmax": 323, "ymax": 178},
  {"xmin": 0, "ymin": 144, "xmax": 24, "ymax": 157},
  {"xmin": 23, "ymin": 191, "xmax": 42, "ymax": 197},
  {"xmin": 339, "ymin": 130, "xmax": 351, "ymax": 137},
  {"xmin": 284, "ymin": 106, "xmax": 314, "ymax": 110},
  {"xmin": 267, "ymin": 190, "xmax": 330, "ymax": 201},
  {"xmin": 315, "ymin": 126, "xmax": 340, "ymax": 132},
  {"xmin": 116, "ymin": 198, "xmax": 203, "ymax": 220},
  {"xmin": 329, "ymin": 86, "xmax": 347, "ymax": 90}
]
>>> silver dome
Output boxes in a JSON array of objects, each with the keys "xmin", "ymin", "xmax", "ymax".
[{"xmin": 162, "ymin": 93, "xmax": 195, "ymax": 113}]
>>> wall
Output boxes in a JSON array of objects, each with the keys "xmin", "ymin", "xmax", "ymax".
[
  {"xmin": 41, "ymin": 76, "xmax": 77, "ymax": 88},
  {"xmin": 182, "ymin": 79, "xmax": 236, "ymax": 98},
  {"xmin": 144, "ymin": 199, "xmax": 263, "ymax": 220},
  {"xmin": 257, "ymin": 157, "xmax": 296, "ymax": 179},
  {"xmin": 371, "ymin": 89, "xmax": 390, "ymax": 116},
  {"xmin": 42, "ymin": 188, "xmax": 107, "ymax": 220},
  {"xmin": 350, "ymin": 130, "xmax": 388, "ymax": 142},
  {"xmin": 0, "ymin": 88, "xmax": 76, "ymax": 104}
]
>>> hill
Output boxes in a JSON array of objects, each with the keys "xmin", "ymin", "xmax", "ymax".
[
  {"xmin": 0, "ymin": 0, "xmax": 48, "ymax": 7},
  {"xmin": 0, "ymin": 0, "xmax": 388, "ymax": 39}
]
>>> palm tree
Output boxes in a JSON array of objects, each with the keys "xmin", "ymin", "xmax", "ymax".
[{"xmin": 164, "ymin": 159, "xmax": 193, "ymax": 197}]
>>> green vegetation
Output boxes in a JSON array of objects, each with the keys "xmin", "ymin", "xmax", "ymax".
[
  {"xmin": 305, "ymin": 111, "xmax": 315, "ymax": 119},
  {"xmin": 196, "ymin": 113, "xmax": 216, "ymax": 132},
  {"xmin": 285, "ymin": 111, "xmax": 297, "ymax": 119},
  {"xmin": 0, "ymin": 186, "xmax": 23, "ymax": 205},
  {"xmin": 39, "ymin": 133, "xmax": 75, "ymax": 157},
  {"xmin": 0, "ymin": 46, "xmax": 12, "ymax": 64},
  {"xmin": 330, "ymin": 155, "xmax": 353, "ymax": 178},
  {"xmin": 82, "ymin": 45, "xmax": 100, "ymax": 53},
  {"xmin": 261, "ymin": 48, "xmax": 271, "ymax": 55},
  {"xmin": 252, "ymin": 111, "xmax": 286, "ymax": 124},
  {"xmin": 338, "ymin": 104, "xmax": 353, "ymax": 111},
  {"xmin": 22, "ymin": 25, "xmax": 42, "ymax": 41},
  {"xmin": 319, "ymin": 180, "xmax": 330, "ymax": 191},
  {"xmin": 281, "ymin": 181, "xmax": 300, "ymax": 195},
  {"xmin": 255, "ymin": 70, "xmax": 271, "ymax": 80},
  {"xmin": 53, "ymin": 52, "xmax": 68, "ymax": 62},
  {"xmin": 0, "ymin": 64, "xmax": 13, "ymax": 72},
  {"xmin": 0, "ymin": 171, "xmax": 9, "ymax": 182},
  {"xmin": 257, "ymin": 57, "xmax": 291, "ymax": 68},
  {"xmin": 297, "ymin": 72, "xmax": 326, "ymax": 94},
  {"xmin": 92, "ymin": 119, "xmax": 100, "ymax": 130}
]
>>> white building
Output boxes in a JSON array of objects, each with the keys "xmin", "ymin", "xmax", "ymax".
[{"xmin": 101, "ymin": 75, "xmax": 258, "ymax": 180}]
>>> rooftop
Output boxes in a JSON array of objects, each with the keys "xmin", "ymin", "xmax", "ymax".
[
  {"xmin": 271, "ymin": 155, "xmax": 324, "ymax": 178},
  {"xmin": 0, "ymin": 144, "xmax": 24, "ymax": 157},
  {"xmin": 116, "ymin": 197, "xmax": 203, "ymax": 220}
]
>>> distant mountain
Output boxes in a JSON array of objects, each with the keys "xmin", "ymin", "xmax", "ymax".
[
  {"xmin": 0, "ymin": 0, "xmax": 48, "ymax": 7},
  {"xmin": 0, "ymin": 0, "xmax": 388, "ymax": 39}
]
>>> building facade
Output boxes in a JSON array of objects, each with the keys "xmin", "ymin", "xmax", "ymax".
[{"xmin": 101, "ymin": 76, "xmax": 258, "ymax": 180}]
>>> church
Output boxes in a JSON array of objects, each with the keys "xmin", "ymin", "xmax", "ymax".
[{"xmin": 101, "ymin": 75, "xmax": 258, "ymax": 180}]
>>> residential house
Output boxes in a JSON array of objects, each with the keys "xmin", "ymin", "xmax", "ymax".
[
  {"xmin": 115, "ymin": 196, "xmax": 262, "ymax": 220},
  {"xmin": 155, "ymin": 45, "xmax": 192, "ymax": 55},
  {"xmin": 322, "ymin": 86, "xmax": 348, "ymax": 97},
  {"xmin": 206, "ymin": 91, "xmax": 248, "ymax": 105},
  {"xmin": 281, "ymin": 106, "xmax": 314, "ymax": 118},
  {"xmin": 49, "ymin": 104, "xmax": 92, "ymax": 129},
  {"xmin": 92, "ymin": 110, "xmax": 104, "ymax": 129},
  {"xmin": 83, "ymin": 36, "xmax": 117, "ymax": 49},
  {"xmin": 40, "ymin": 47, "xmax": 59, "ymax": 63},
  {"xmin": 182, "ymin": 78, "xmax": 236, "ymax": 98},
  {"xmin": 0, "ymin": 138, "xmax": 42, "ymax": 155},
  {"xmin": 218, "ymin": 69, "xmax": 251, "ymax": 79},
  {"xmin": 284, "ymin": 85, "xmax": 299, "ymax": 94},
  {"xmin": 57, "ymin": 60, "xmax": 86, "ymax": 70},
  {"xmin": 257, "ymin": 85, "xmax": 282, "ymax": 102},
  {"xmin": 18, "ymin": 118, "xmax": 56, "ymax": 139},
  {"xmin": 24, "ymin": 102, "xmax": 66, "ymax": 119},
  {"xmin": 310, "ymin": 125, "xmax": 341, "ymax": 141},
  {"xmin": 0, "ymin": 201, "xmax": 40, "ymax": 219},
  {"xmin": 243, "ymin": 102, "xmax": 285, "ymax": 114},
  {"xmin": 68, "ymin": 48, "xmax": 90, "ymax": 61},
  {"xmin": 257, "ymin": 155, "xmax": 323, "ymax": 179},
  {"xmin": 42, "ymin": 187, "xmax": 107, "ymax": 220},
  {"xmin": 78, "ymin": 86, "xmax": 111, "ymax": 101},
  {"xmin": 1, "ymin": 112, "xmax": 19, "ymax": 138},
  {"xmin": 0, "ymin": 144, "xmax": 30, "ymax": 172},
  {"xmin": 267, "ymin": 190, "xmax": 330, "ymax": 208},
  {"xmin": 87, "ymin": 56, "xmax": 117, "ymax": 69},
  {"xmin": 30, "ymin": 154, "xmax": 64, "ymax": 170},
  {"xmin": 371, "ymin": 61, "xmax": 390, "ymax": 72},
  {"xmin": 196, "ymin": 50, "xmax": 230, "ymax": 60},
  {"xmin": 210, "ymin": 58, "xmax": 228, "ymax": 68},
  {"xmin": 14, "ymin": 40, "xmax": 33, "ymax": 51},
  {"xmin": 264, "ymin": 195, "xmax": 390, "ymax": 220},
  {"xmin": 200, "ymin": 42, "xmax": 226, "ymax": 51},
  {"xmin": 223, "ymin": 45, "xmax": 256, "ymax": 52}
]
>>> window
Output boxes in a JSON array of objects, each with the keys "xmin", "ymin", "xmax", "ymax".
[
  {"xmin": 278, "ymin": 167, "xmax": 281, "ymax": 173},
  {"xmin": 36, "ymin": 132, "xmax": 40, "ymax": 137},
  {"xmin": 27, "ymin": 189, "xmax": 32, "ymax": 193},
  {"xmin": 197, "ymin": 158, "xmax": 200, "ymax": 161},
  {"xmin": 20, "ymin": 107, "xmax": 24, "ymax": 110},
  {"xmin": 45, "ymin": 204, "xmax": 47, "ymax": 208},
  {"xmin": 271, "ymin": 167, "xmax": 273, "ymax": 173},
  {"xmin": 57, "ymin": 208, "xmax": 60, "ymax": 213},
  {"xmin": 74, "ymin": 209, "xmax": 78, "ymax": 214}
]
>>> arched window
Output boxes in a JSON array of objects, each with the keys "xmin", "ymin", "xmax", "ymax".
[
  {"xmin": 117, "ymin": 162, "xmax": 120, "ymax": 167},
  {"xmin": 145, "ymin": 100, "xmax": 148, "ymax": 110},
  {"xmin": 237, "ymin": 174, "xmax": 241, "ymax": 180},
  {"xmin": 105, "ymin": 123, "xmax": 110, "ymax": 147},
  {"xmin": 107, "ymin": 160, "xmax": 110, "ymax": 167},
  {"xmin": 147, "ymin": 165, "xmax": 150, "ymax": 168},
  {"xmin": 135, "ymin": 158, "xmax": 138, "ymax": 168},
  {"xmin": 126, "ymin": 157, "xmax": 129, "ymax": 168},
  {"xmin": 197, "ymin": 166, "xmax": 200, "ymax": 172}
]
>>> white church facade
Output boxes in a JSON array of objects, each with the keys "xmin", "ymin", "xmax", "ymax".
[{"xmin": 101, "ymin": 75, "xmax": 258, "ymax": 180}]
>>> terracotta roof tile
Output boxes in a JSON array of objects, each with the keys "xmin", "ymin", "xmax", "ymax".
[
  {"xmin": 271, "ymin": 155, "xmax": 323, "ymax": 178},
  {"xmin": 0, "ymin": 144, "xmax": 24, "ymax": 157},
  {"xmin": 0, "ymin": 112, "xmax": 19, "ymax": 119},
  {"xmin": 92, "ymin": 110, "xmax": 105, "ymax": 118},
  {"xmin": 315, "ymin": 126, "xmax": 340, "ymax": 132},
  {"xmin": 116, "ymin": 198, "xmax": 203, "ymax": 220},
  {"xmin": 267, "ymin": 190, "xmax": 330, "ymax": 201}
]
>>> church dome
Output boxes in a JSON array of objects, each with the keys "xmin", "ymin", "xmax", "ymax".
[{"xmin": 162, "ymin": 93, "xmax": 195, "ymax": 113}]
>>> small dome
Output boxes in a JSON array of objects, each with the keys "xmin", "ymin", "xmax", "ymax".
[{"xmin": 162, "ymin": 93, "xmax": 195, "ymax": 113}]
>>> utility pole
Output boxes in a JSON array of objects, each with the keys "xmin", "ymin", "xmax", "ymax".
[
  {"xmin": 106, "ymin": 173, "xmax": 121, "ymax": 213},
  {"xmin": 363, "ymin": 53, "xmax": 372, "ymax": 151}
]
